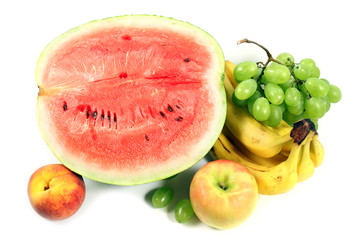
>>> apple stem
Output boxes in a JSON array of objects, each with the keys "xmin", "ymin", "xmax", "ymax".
[{"xmin": 219, "ymin": 182, "xmax": 228, "ymax": 191}]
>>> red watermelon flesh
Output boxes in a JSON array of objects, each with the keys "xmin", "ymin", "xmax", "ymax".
[{"xmin": 36, "ymin": 15, "xmax": 226, "ymax": 185}]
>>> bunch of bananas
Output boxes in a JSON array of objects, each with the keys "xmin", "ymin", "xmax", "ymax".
[{"xmin": 211, "ymin": 60, "xmax": 325, "ymax": 195}]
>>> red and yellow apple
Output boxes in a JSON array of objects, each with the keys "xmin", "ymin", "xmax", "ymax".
[
  {"xmin": 190, "ymin": 159, "xmax": 258, "ymax": 229},
  {"xmin": 28, "ymin": 164, "xmax": 86, "ymax": 220}
]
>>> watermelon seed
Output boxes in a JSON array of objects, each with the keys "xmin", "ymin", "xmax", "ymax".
[
  {"xmin": 167, "ymin": 105, "xmax": 174, "ymax": 112},
  {"xmin": 101, "ymin": 110, "xmax": 105, "ymax": 121},
  {"xmin": 101, "ymin": 110, "xmax": 105, "ymax": 126},
  {"xmin": 92, "ymin": 111, "xmax": 98, "ymax": 120},
  {"xmin": 63, "ymin": 102, "xmax": 67, "ymax": 111},
  {"xmin": 175, "ymin": 116, "xmax": 183, "ymax": 122},
  {"xmin": 184, "ymin": 58, "xmax": 190, "ymax": 62},
  {"xmin": 113, "ymin": 113, "xmax": 117, "ymax": 129},
  {"xmin": 160, "ymin": 111, "xmax": 166, "ymax": 118},
  {"xmin": 176, "ymin": 105, "xmax": 181, "ymax": 109},
  {"xmin": 145, "ymin": 135, "xmax": 149, "ymax": 141},
  {"xmin": 85, "ymin": 106, "xmax": 91, "ymax": 119}
]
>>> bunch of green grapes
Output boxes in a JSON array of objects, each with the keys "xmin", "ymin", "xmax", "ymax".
[{"xmin": 232, "ymin": 52, "xmax": 342, "ymax": 128}]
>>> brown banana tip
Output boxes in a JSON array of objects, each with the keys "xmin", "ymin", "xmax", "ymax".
[{"xmin": 290, "ymin": 119, "xmax": 317, "ymax": 145}]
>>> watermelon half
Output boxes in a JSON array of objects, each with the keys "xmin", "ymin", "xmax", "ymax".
[{"xmin": 36, "ymin": 15, "xmax": 226, "ymax": 185}]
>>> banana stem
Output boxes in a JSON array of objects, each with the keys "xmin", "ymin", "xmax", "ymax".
[{"xmin": 290, "ymin": 119, "xmax": 317, "ymax": 144}]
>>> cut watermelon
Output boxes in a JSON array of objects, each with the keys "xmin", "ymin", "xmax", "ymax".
[{"xmin": 36, "ymin": 15, "xmax": 226, "ymax": 185}]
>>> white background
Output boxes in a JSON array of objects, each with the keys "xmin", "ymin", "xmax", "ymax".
[{"xmin": 1, "ymin": 0, "xmax": 359, "ymax": 239}]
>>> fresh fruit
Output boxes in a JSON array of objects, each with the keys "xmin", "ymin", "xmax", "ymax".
[
  {"xmin": 213, "ymin": 126, "xmax": 316, "ymax": 194},
  {"xmin": 27, "ymin": 164, "xmax": 86, "ymax": 220},
  {"xmin": 327, "ymin": 84, "xmax": 342, "ymax": 103},
  {"xmin": 152, "ymin": 186, "xmax": 174, "ymax": 208},
  {"xmin": 233, "ymin": 61, "xmax": 258, "ymax": 82},
  {"xmin": 231, "ymin": 39, "xmax": 342, "ymax": 128},
  {"xmin": 309, "ymin": 134, "xmax": 325, "ymax": 167},
  {"xmin": 264, "ymin": 62, "xmax": 291, "ymax": 84},
  {"xmin": 223, "ymin": 66, "xmax": 293, "ymax": 159},
  {"xmin": 174, "ymin": 199, "xmax": 194, "ymax": 223},
  {"xmin": 35, "ymin": 15, "xmax": 226, "ymax": 185},
  {"xmin": 190, "ymin": 159, "xmax": 258, "ymax": 229},
  {"xmin": 234, "ymin": 79, "xmax": 257, "ymax": 100},
  {"xmin": 210, "ymin": 61, "xmax": 325, "ymax": 195}
]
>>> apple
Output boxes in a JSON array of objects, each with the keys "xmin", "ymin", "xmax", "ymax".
[
  {"xmin": 28, "ymin": 164, "xmax": 86, "ymax": 220},
  {"xmin": 190, "ymin": 159, "xmax": 258, "ymax": 229}
]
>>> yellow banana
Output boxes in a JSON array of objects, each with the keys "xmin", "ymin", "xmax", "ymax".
[
  {"xmin": 223, "ymin": 70, "xmax": 293, "ymax": 158},
  {"xmin": 212, "ymin": 132, "xmax": 270, "ymax": 172},
  {"xmin": 251, "ymin": 131, "xmax": 314, "ymax": 195},
  {"xmin": 225, "ymin": 60, "xmax": 238, "ymax": 87},
  {"xmin": 309, "ymin": 134, "xmax": 325, "ymax": 167},
  {"xmin": 212, "ymin": 128, "xmax": 316, "ymax": 195},
  {"xmin": 222, "ymin": 126, "xmax": 287, "ymax": 168},
  {"xmin": 297, "ymin": 136, "xmax": 315, "ymax": 182}
]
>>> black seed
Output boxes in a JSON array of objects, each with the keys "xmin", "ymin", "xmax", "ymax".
[
  {"xmin": 184, "ymin": 58, "xmax": 190, "ymax": 62},
  {"xmin": 176, "ymin": 105, "xmax": 181, "ymax": 109},
  {"xmin": 101, "ymin": 113, "xmax": 105, "ymax": 121},
  {"xmin": 145, "ymin": 135, "xmax": 149, "ymax": 141},
  {"xmin": 87, "ymin": 110, "xmax": 91, "ymax": 118},
  {"xmin": 160, "ymin": 111, "xmax": 166, "ymax": 118},
  {"xmin": 167, "ymin": 105, "xmax": 173, "ymax": 112},
  {"xmin": 175, "ymin": 116, "xmax": 183, "ymax": 122},
  {"xmin": 114, "ymin": 113, "xmax": 117, "ymax": 122},
  {"xmin": 107, "ymin": 115, "xmax": 111, "ymax": 121},
  {"xmin": 92, "ymin": 111, "xmax": 97, "ymax": 119},
  {"xmin": 63, "ymin": 102, "xmax": 67, "ymax": 111}
]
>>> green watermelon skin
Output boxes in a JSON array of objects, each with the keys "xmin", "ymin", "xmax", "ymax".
[{"xmin": 36, "ymin": 15, "xmax": 226, "ymax": 185}]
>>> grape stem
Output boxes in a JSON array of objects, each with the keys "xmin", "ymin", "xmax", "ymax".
[{"xmin": 237, "ymin": 38, "xmax": 283, "ymax": 66}]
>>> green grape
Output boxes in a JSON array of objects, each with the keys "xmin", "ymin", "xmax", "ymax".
[
  {"xmin": 283, "ymin": 110, "xmax": 304, "ymax": 126},
  {"xmin": 327, "ymin": 84, "xmax": 342, "ymax": 103},
  {"xmin": 303, "ymin": 111, "xmax": 319, "ymax": 125},
  {"xmin": 293, "ymin": 63, "xmax": 311, "ymax": 80},
  {"xmin": 234, "ymin": 79, "xmax": 257, "ymax": 100},
  {"xmin": 322, "ymin": 96, "xmax": 331, "ymax": 112},
  {"xmin": 276, "ymin": 52, "xmax": 295, "ymax": 67},
  {"xmin": 265, "ymin": 104, "xmax": 283, "ymax": 127},
  {"xmin": 247, "ymin": 91, "xmax": 262, "ymax": 115},
  {"xmin": 279, "ymin": 75, "xmax": 295, "ymax": 92},
  {"xmin": 278, "ymin": 101, "xmax": 287, "ymax": 113},
  {"xmin": 260, "ymin": 74, "xmax": 269, "ymax": 84},
  {"xmin": 252, "ymin": 97, "xmax": 271, "ymax": 121},
  {"xmin": 284, "ymin": 87, "xmax": 301, "ymax": 106},
  {"xmin": 232, "ymin": 92, "xmax": 247, "ymax": 106},
  {"xmin": 287, "ymin": 92, "xmax": 305, "ymax": 115},
  {"xmin": 319, "ymin": 78, "xmax": 330, "ymax": 85},
  {"xmin": 264, "ymin": 62, "xmax": 291, "ymax": 84},
  {"xmin": 304, "ymin": 77, "xmax": 329, "ymax": 98},
  {"xmin": 310, "ymin": 65, "xmax": 320, "ymax": 78},
  {"xmin": 175, "ymin": 199, "xmax": 194, "ymax": 223},
  {"xmin": 234, "ymin": 61, "xmax": 258, "ymax": 82},
  {"xmin": 264, "ymin": 83, "xmax": 284, "ymax": 105},
  {"xmin": 305, "ymin": 97, "xmax": 326, "ymax": 119},
  {"xmin": 152, "ymin": 186, "xmax": 174, "ymax": 208},
  {"xmin": 252, "ymin": 66, "xmax": 263, "ymax": 80},
  {"xmin": 299, "ymin": 58, "xmax": 316, "ymax": 69}
]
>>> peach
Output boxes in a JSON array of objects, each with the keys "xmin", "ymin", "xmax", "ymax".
[
  {"xmin": 190, "ymin": 159, "xmax": 258, "ymax": 229},
  {"xmin": 28, "ymin": 164, "xmax": 86, "ymax": 220}
]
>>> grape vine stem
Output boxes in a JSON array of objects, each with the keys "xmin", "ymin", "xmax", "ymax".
[{"xmin": 237, "ymin": 38, "xmax": 283, "ymax": 66}]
